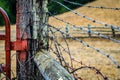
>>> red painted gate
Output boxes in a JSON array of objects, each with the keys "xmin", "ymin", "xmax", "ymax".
[{"xmin": 0, "ymin": 7, "xmax": 28, "ymax": 80}]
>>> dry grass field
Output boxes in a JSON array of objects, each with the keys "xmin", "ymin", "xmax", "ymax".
[
  {"xmin": 48, "ymin": 0, "xmax": 120, "ymax": 80},
  {"xmin": 49, "ymin": 0, "xmax": 120, "ymax": 27},
  {"xmin": 0, "ymin": 0, "xmax": 120, "ymax": 80},
  {"xmin": 51, "ymin": 38, "xmax": 120, "ymax": 80}
]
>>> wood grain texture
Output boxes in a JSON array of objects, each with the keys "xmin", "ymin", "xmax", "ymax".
[{"xmin": 34, "ymin": 50, "xmax": 75, "ymax": 80}]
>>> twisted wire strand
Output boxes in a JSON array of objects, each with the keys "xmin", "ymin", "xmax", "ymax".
[
  {"xmin": 49, "ymin": 29, "xmax": 108, "ymax": 80},
  {"xmin": 49, "ymin": 36, "xmax": 74, "ymax": 71},
  {"xmin": 49, "ymin": 12, "xmax": 120, "ymax": 43},
  {"xmin": 71, "ymin": 58, "xmax": 109, "ymax": 80},
  {"xmin": 67, "ymin": 58, "xmax": 108, "ymax": 80},
  {"xmin": 52, "ymin": 0, "xmax": 120, "ymax": 31},
  {"xmin": 74, "ymin": 26, "xmax": 120, "ymax": 43},
  {"xmin": 70, "ymin": 66, "xmax": 108, "ymax": 80},
  {"xmin": 50, "ymin": 28, "xmax": 71, "ymax": 71},
  {"xmin": 64, "ymin": 0, "xmax": 120, "ymax": 10},
  {"xmin": 47, "ymin": 24, "xmax": 120, "ymax": 68},
  {"xmin": 50, "ymin": 27, "xmax": 74, "ymax": 67}
]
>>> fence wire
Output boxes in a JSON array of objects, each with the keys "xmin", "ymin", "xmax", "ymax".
[
  {"xmin": 48, "ymin": 27, "xmax": 109, "ymax": 80},
  {"xmin": 49, "ymin": 12, "xmax": 120, "ymax": 44},
  {"xmin": 74, "ymin": 26, "xmax": 120, "ymax": 43},
  {"xmin": 52, "ymin": 0, "xmax": 120, "ymax": 31},
  {"xmin": 0, "ymin": 23, "xmax": 119, "ymax": 80},
  {"xmin": 63, "ymin": 0, "xmax": 120, "ymax": 10},
  {"xmin": 47, "ymin": 24, "xmax": 120, "ymax": 68},
  {"xmin": 1, "ymin": 0, "xmax": 120, "ymax": 80}
]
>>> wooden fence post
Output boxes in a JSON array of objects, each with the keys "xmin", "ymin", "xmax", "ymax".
[
  {"xmin": 32, "ymin": 0, "xmax": 74, "ymax": 80},
  {"xmin": 32, "ymin": 0, "xmax": 49, "ymax": 79},
  {"xmin": 16, "ymin": 0, "xmax": 33, "ymax": 79},
  {"xmin": 17, "ymin": 0, "xmax": 74, "ymax": 79},
  {"xmin": 34, "ymin": 50, "xmax": 75, "ymax": 80}
]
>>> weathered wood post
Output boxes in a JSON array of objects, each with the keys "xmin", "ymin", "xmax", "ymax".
[
  {"xmin": 31, "ymin": 0, "xmax": 49, "ymax": 79},
  {"xmin": 17, "ymin": 0, "xmax": 74, "ymax": 79},
  {"xmin": 33, "ymin": 0, "xmax": 74, "ymax": 79},
  {"xmin": 16, "ymin": 0, "xmax": 33, "ymax": 79}
]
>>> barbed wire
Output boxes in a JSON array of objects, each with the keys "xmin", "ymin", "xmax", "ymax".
[
  {"xmin": 70, "ymin": 67, "xmax": 108, "ymax": 80},
  {"xmin": 74, "ymin": 26, "xmax": 120, "ymax": 43},
  {"xmin": 70, "ymin": 58, "xmax": 109, "ymax": 80},
  {"xmin": 48, "ymin": 12, "xmax": 120, "ymax": 44},
  {"xmin": 51, "ymin": 27, "xmax": 73, "ymax": 67},
  {"xmin": 48, "ymin": 12, "xmax": 120, "ymax": 69},
  {"xmin": 51, "ymin": 0, "xmax": 120, "ymax": 32},
  {"xmin": 1, "ymin": 1, "xmax": 120, "ymax": 79},
  {"xmin": 48, "ymin": 32, "xmax": 109, "ymax": 80},
  {"xmin": 49, "ymin": 31, "xmax": 108, "ymax": 80},
  {"xmin": 49, "ymin": 28, "xmax": 72, "ymax": 72},
  {"xmin": 63, "ymin": 0, "xmax": 120, "ymax": 10},
  {"xmin": 47, "ymin": 24, "xmax": 120, "ymax": 68}
]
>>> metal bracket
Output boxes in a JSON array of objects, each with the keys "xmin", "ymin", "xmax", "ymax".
[{"xmin": 11, "ymin": 40, "xmax": 28, "ymax": 51}]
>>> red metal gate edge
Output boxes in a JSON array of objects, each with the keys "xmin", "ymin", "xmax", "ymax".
[
  {"xmin": 0, "ymin": 7, "xmax": 11, "ymax": 80},
  {"xmin": 0, "ymin": 7, "xmax": 28, "ymax": 80}
]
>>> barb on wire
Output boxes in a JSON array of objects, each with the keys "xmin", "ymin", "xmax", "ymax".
[
  {"xmin": 49, "ymin": 28, "xmax": 71, "ymax": 72},
  {"xmin": 64, "ymin": 0, "xmax": 120, "ymax": 10},
  {"xmin": 49, "ymin": 12, "xmax": 120, "ymax": 44},
  {"xmin": 70, "ymin": 66, "xmax": 108, "ymax": 80},
  {"xmin": 50, "ymin": 26, "xmax": 73, "ymax": 67},
  {"xmin": 70, "ymin": 58, "xmax": 109, "ymax": 80},
  {"xmin": 49, "ymin": 28, "xmax": 108, "ymax": 80},
  {"xmin": 47, "ymin": 24, "xmax": 120, "ymax": 68},
  {"xmin": 69, "ymin": 58, "xmax": 108, "ymax": 80},
  {"xmin": 51, "ymin": 0, "xmax": 120, "ymax": 31}
]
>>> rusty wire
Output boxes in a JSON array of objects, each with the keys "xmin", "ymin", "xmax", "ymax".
[
  {"xmin": 70, "ymin": 58, "xmax": 108, "ymax": 80},
  {"xmin": 48, "ymin": 25, "xmax": 109, "ymax": 80}
]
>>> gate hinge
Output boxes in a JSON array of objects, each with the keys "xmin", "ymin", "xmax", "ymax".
[{"xmin": 11, "ymin": 40, "xmax": 28, "ymax": 51}]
